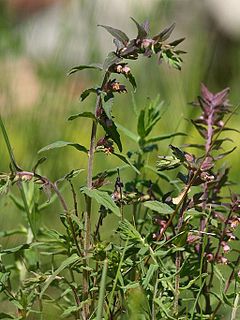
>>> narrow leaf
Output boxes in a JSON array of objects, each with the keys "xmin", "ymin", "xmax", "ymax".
[
  {"xmin": 100, "ymin": 120, "xmax": 122, "ymax": 152},
  {"xmin": 137, "ymin": 110, "xmax": 145, "ymax": 138},
  {"xmin": 113, "ymin": 153, "xmax": 140, "ymax": 175},
  {"xmin": 101, "ymin": 94, "xmax": 114, "ymax": 120},
  {"xmin": 0, "ymin": 313, "xmax": 14, "ymax": 319},
  {"xmin": 124, "ymin": 72, "xmax": 137, "ymax": 92},
  {"xmin": 0, "ymin": 116, "xmax": 21, "ymax": 171},
  {"xmin": 67, "ymin": 63, "xmax": 102, "ymax": 75},
  {"xmin": 116, "ymin": 123, "xmax": 139, "ymax": 143},
  {"xmin": 32, "ymin": 157, "xmax": 47, "ymax": 173},
  {"xmin": 40, "ymin": 254, "xmax": 79, "ymax": 298},
  {"xmin": 142, "ymin": 264, "xmax": 158, "ymax": 289},
  {"xmin": 96, "ymin": 259, "xmax": 108, "ymax": 320},
  {"xmin": 68, "ymin": 112, "xmax": 96, "ymax": 121},
  {"xmin": 81, "ymin": 187, "xmax": 121, "ymax": 217},
  {"xmin": 153, "ymin": 23, "xmax": 176, "ymax": 42},
  {"xmin": 80, "ymin": 88, "xmax": 97, "ymax": 101},
  {"xmin": 214, "ymin": 147, "xmax": 237, "ymax": 160},
  {"xmin": 1, "ymin": 244, "xmax": 30, "ymax": 255},
  {"xmin": 98, "ymin": 25, "xmax": 129, "ymax": 45},
  {"xmin": 146, "ymin": 132, "xmax": 186, "ymax": 144},
  {"xmin": 143, "ymin": 201, "xmax": 173, "ymax": 215},
  {"xmin": 38, "ymin": 141, "xmax": 88, "ymax": 154},
  {"xmin": 103, "ymin": 52, "xmax": 123, "ymax": 70},
  {"xmin": 131, "ymin": 17, "xmax": 148, "ymax": 39}
]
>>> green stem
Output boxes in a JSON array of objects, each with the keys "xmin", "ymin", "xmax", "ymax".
[{"xmin": 96, "ymin": 259, "xmax": 108, "ymax": 320}]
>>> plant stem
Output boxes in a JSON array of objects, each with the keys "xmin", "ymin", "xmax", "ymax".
[{"xmin": 83, "ymin": 72, "xmax": 110, "ymax": 319}]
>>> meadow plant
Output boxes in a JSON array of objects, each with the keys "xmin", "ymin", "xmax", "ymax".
[{"xmin": 0, "ymin": 18, "xmax": 239, "ymax": 320}]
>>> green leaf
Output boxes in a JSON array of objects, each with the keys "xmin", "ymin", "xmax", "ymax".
[
  {"xmin": 118, "ymin": 219, "xmax": 143, "ymax": 242},
  {"xmin": 67, "ymin": 63, "xmax": 102, "ymax": 75},
  {"xmin": 131, "ymin": 17, "xmax": 148, "ymax": 39},
  {"xmin": 1, "ymin": 244, "xmax": 30, "ymax": 255},
  {"xmin": 116, "ymin": 123, "xmax": 139, "ymax": 143},
  {"xmin": 101, "ymin": 94, "xmax": 114, "ymax": 120},
  {"xmin": 137, "ymin": 110, "xmax": 145, "ymax": 138},
  {"xmin": 0, "ymin": 228, "xmax": 27, "ymax": 238},
  {"xmin": 38, "ymin": 141, "xmax": 88, "ymax": 154},
  {"xmin": 103, "ymin": 52, "xmax": 123, "ymax": 70},
  {"xmin": 32, "ymin": 157, "xmax": 47, "ymax": 173},
  {"xmin": 81, "ymin": 187, "xmax": 121, "ymax": 217},
  {"xmin": 80, "ymin": 88, "xmax": 97, "ymax": 101},
  {"xmin": 214, "ymin": 147, "xmax": 237, "ymax": 160},
  {"xmin": 143, "ymin": 201, "xmax": 173, "ymax": 215},
  {"xmin": 61, "ymin": 306, "xmax": 81, "ymax": 318},
  {"xmin": 124, "ymin": 72, "xmax": 137, "ymax": 92},
  {"xmin": 113, "ymin": 153, "xmax": 140, "ymax": 175},
  {"xmin": 0, "ymin": 313, "xmax": 14, "ymax": 319},
  {"xmin": 40, "ymin": 254, "xmax": 79, "ymax": 298},
  {"xmin": 157, "ymin": 155, "xmax": 181, "ymax": 171},
  {"xmin": 96, "ymin": 259, "xmax": 108, "ymax": 320},
  {"xmin": 68, "ymin": 112, "xmax": 96, "ymax": 121},
  {"xmin": 146, "ymin": 132, "xmax": 186, "ymax": 144},
  {"xmin": 100, "ymin": 120, "xmax": 122, "ymax": 152},
  {"xmin": 153, "ymin": 23, "xmax": 176, "ymax": 42},
  {"xmin": 142, "ymin": 264, "xmax": 158, "ymax": 289},
  {"xmin": 98, "ymin": 25, "xmax": 129, "ymax": 45},
  {"xmin": 0, "ymin": 116, "xmax": 21, "ymax": 171}
]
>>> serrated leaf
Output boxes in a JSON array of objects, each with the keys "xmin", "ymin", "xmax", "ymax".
[
  {"xmin": 98, "ymin": 25, "xmax": 129, "ymax": 45},
  {"xmin": 40, "ymin": 254, "xmax": 79, "ymax": 298},
  {"xmin": 80, "ymin": 88, "xmax": 97, "ymax": 101},
  {"xmin": 67, "ymin": 63, "xmax": 102, "ymax": 75},
  {"xmin": 113, "ymin": 153, "xmax": 140, "ymax": 175},
  {"xmin": 68, "ymin": 112, "xmax": 96, "ymax": 121},
  {"xmin": 143, "ymin": 201, "xmax": 173, "ymax": 215},
  {"xmin": 116, "ymin": 123, "xmax": 139, "ymax": 142},
  {"xmin": 81, "ymin": 187, "xmax": 121, "ymax": 217},
  {"xmin": 38, "ymin": 141, "xmax": 88, "ymax": 154},
  {"xmin": 103, "ymin": 52, "xmax": 123, "ymax": 70},
  {"xmin": 146, "ymin": 132, "xmax": 186, "ymax": 144},
  {"xmin": 131, "ymin": 17, "xmax": 148, "ymax": 39}
]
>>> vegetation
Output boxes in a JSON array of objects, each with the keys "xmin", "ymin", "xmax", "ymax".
[{"xmin": 0, "ymin": 15, "xmax": 240, "ymax": 320}]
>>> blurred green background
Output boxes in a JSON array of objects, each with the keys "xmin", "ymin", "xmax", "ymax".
[{"xmin": 1, "ymin": 0, "xmax": 240, "ymax": 317}]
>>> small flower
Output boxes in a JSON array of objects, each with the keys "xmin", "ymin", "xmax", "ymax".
[
  {"xmin": 104, "ymin": 79, "xmax": 127, "ymax": 94},
  {"xmin": 228, "ymin": 216, "xmax": 240, "ymax": 229},
  {"xmin": 96, "ymin": 137, "xmax": 114, "ymax": 155},
  {"xmin": 206, "ymin": 253, "xmax": 214, "ymax": 262},
  {"xmin": 221, "ymin": 241, "xmax": 230, "ymax": 253},
  {"xmin": 217, "ymin": 256, "xmax": 228, "ymax": 265},
  {"xmin": 187, "ymin": 233, "xmax": 200, "ymax": 244}
]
